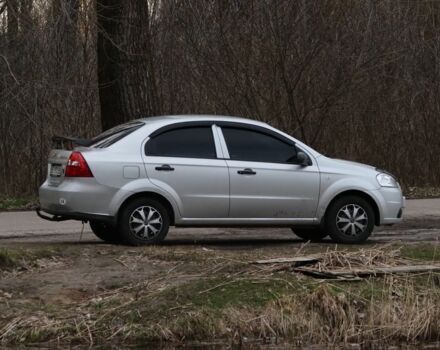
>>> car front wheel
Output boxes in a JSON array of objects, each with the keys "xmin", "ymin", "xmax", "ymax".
[
  {"xmin": 325, "ymin": 196, "xmax": 375, "ymax": 244},
  {"xmin": 119, "ymin": 198, "xmax": 170, "ymax": 246}
]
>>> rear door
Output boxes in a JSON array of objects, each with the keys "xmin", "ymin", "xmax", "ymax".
[
  {"xmin": 219, "ymin": 125, "xmax": 320, "ymax": 220},
  {"xmin": 142, "ymin": 124, "xmax": 229, "ymax": 218}
]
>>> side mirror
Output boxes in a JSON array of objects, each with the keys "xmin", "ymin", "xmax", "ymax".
[{"xmin": 296, "ymin": 151, "xmax": 311, "ymax": 166}]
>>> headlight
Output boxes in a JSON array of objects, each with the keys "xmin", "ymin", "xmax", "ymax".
[{"xmin": 376, "ymin": 173, "xmax": 398, "ymax": 187}]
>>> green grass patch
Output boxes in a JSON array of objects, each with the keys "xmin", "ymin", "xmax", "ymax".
[
  {"xmin": 0, "ymin": 248, "xmax": 18, "ymax": 269},
  {"xmin": 160, "ymin": 276, "xmax": 300, "ymax": 310},
  {"xmin": 400, "ymin": 244, "xmax": 440, "ymax": 261},
  {"xmin": 86, "ymin": 276, "xmax": 308, "ymax": 342},
  {"xmin": 0, "ymin": 247, "xmax": 62, "ymax": 271},
  {"xmin": 0, "ymin": 197, "xmax": 37, "ymax": 210}
]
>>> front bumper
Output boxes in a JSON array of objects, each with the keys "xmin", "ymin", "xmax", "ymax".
[{"xmin": 371, "ymin": 187, "xmax": 405, "ymax": 225}]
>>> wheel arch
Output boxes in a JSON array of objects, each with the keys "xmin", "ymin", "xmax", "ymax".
[
  {"xmin": 117, "ymin": 191, "xmax": 176, "ymax": 225},
  {"xmin": 324, "ymin": 190, "xmax": 380, "ymax": 226}
]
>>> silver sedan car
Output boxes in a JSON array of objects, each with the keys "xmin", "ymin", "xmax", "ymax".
[{"xmin": 38, "ymin": 115, "xmax": 405, "ymax": 245}]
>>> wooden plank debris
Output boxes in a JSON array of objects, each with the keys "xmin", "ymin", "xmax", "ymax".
[
  {"xmin": 294, "ymin": 264, "xmax": 440, "ymax": 279},
  {"xmin": 254, "ymin": 256, "xmax": 320, "ymax": 266}
]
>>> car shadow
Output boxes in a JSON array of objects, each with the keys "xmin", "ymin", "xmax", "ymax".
[
  {"xmin": 68, "ymin": 238, "xmax": 307, "ymax": 247},
  {"xmin": 24, "ymin": 233, "xmax": 337, "ymax": 247},
  {"xmin": 161, "ymin": 238, "xmax": 301, "ymax": 246}
]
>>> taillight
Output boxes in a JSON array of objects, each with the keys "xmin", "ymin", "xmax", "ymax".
[{"xmin": 65, "ymin": 152, "xmax": 93, "ymax": 177}]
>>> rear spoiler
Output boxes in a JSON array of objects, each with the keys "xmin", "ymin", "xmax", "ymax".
[{"xmin": 52, "ymin": 135, "xmax": 93, "ymax": 149}]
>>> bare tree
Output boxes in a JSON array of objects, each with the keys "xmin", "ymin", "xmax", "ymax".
[
  {"xmin": 96, "ymin": 0, "xmax": 161, "ymax": 130},
  {"xmin": 1, "ymin": 0, "xmax": 440, "ymax": 196}
]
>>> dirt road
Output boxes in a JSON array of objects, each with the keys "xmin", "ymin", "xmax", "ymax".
[{"xmin": 0, "ymin": 198, "xmax": 439, "ymax": 244}]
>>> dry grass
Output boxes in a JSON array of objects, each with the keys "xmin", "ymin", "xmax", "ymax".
[
  {"xmin": 316, "ymin": 245, "xmax": 404, "ymax": 270},
  {"xmin": 1, "ymin": 244, "xmax": 440, "ymax": 347},
  {"xmin": 406, "ymin": 187, "xmax": 440, "ymax": 199},
  {"xmin": 3, "ymin": 287, "xmax": 439, "ymax": 347},
  {"xmin": 250, "ymin": 245, "xmax": 424, "ymax": 278},
  {"xmin": 140, "ymin": 277, "xmax": 440, "ymax": 347}
]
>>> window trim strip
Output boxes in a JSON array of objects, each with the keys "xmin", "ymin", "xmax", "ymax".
[{"xmin": 213, "ymin": 124, "xmax": 230, "ymax": 159}]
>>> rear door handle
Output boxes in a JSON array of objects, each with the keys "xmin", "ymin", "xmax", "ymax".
[
  {"xmin": 237, "ymin": 168, "xmax": 256, "ymax": 175},
  {"xmin": 155, "ymin": 164, "xmax": 174, "ymax": 171}
]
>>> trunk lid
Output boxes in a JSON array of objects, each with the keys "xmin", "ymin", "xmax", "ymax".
[
  {"xmin": 47, "ymin": 149, "xmax": 72, "ymax": 186},
  {"xmin": 47, "ymin": 135, "xmax": 93, "ymax": 186}
]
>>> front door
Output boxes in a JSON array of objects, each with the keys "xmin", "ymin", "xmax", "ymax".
[{"xmin": 220, "ymin": 125, "xmax": 320, "ymax": 219}]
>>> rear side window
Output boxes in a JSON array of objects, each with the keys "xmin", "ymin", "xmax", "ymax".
[
  {"xmin": 90, "ymin": 121, "xmax": 144, "ymax": 148},
  {"xmin": 222, "ymin": 127, "xmax": 296, "ymax": 163},
  {"xmin": 146, "ymin": 127, "xmax": 216, "ymax": 159}
]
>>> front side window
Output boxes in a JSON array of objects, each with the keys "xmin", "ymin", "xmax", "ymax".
[
  {"xmin": 222, "ymin": 127, "xmax": 297, "ymax": 163},
  {"xmin": 146, "ymin": 126, "xmax": 216, "ymax": 159}
]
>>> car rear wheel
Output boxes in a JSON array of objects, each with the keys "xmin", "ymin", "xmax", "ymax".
[
  {"xmin": 325, "ymin": 196, "xmax": 375, "ymax": 244},
  {"xmin": 291, "ymin": 227, "xmax": 328, "ymax": 242},
  {"xmin": 89, "ymin": 221, "xmax": 121, "ymax": 243},
  {"xmin": 119, "ymin": 198, "xmax": 170, "ymax": 246}
]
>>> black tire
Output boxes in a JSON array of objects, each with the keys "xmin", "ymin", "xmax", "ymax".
[
  {"xmin": 90, "ymin": 221, "xmax": 121, "ymax": 244},
  {"xmin": 325, "ymin": 196, "xmax": 375, "ymax": 244},
  {"xmin": 118, "ymin": 198, "xmax": 170, "ymax": 246},
  {"xmin": 292, "ymin": 227, "xmax": 328, "ymax": 242}
]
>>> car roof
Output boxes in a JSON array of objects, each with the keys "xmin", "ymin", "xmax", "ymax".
[
  {"xmin": 137, "ymin": 115, "xmax": 269, "ymax": 127},
  {"xmin": 114, "ymin": 114, "xmax": 321, "ymax": 158}
]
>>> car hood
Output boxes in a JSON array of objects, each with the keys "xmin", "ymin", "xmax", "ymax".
[
  {"xmin": 328, "ymin": 158, "xmax": 376, "ymax": 170},
  {"xmin": 316, "ymin": 156, "xmax": 378, "ymax": 176}
]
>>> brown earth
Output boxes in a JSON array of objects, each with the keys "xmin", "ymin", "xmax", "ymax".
[
  {"xmin": 1, "ymin": 214, "xmax": 439, "ymax": 307},
  {"xmin": 1, "ymin": 200, "xmax": 439, "ymax": 347}
]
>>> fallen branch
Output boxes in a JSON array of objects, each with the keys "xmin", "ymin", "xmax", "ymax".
[
  {"xmin": 294, "ymin": 264, "xmax": 440, "ymax": 279},
  {"xmin": 254, "ymin": 256, "xmax": 320, "ymax": 266}
]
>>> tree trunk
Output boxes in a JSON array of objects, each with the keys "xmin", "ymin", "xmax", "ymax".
[
  {"xmin": 96, "ymin": 0, "xmax": 161, "ymax": 131},
  {"xmin": 50, "ymin": 0, "xmax": 79, "ymax": 79},
  {"xmin": 7, "ymin": 0, "xmax": 18, "ymax": 46}
]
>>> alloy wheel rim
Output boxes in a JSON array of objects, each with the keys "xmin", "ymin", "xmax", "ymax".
[
  {"xmin": 129, "ymin": 206, "xmax": 163, "ymax": 240},
  {"xmin": 336, "ymin": 204, "xmax": 368, "ymax": 236}
]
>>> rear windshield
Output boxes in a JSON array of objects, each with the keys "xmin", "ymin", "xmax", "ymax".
[{"xmin": 90, "ymin": 121, "xmax": 144, "ymax": 148}]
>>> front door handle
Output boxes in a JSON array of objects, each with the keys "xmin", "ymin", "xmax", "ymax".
[
  {"xmin": 155, "ymin": 164, "xmax": 174, "ymax": 171},
  {"xmin": 237, "ymin": 168, "xmax": 256, "ymax": 175}
]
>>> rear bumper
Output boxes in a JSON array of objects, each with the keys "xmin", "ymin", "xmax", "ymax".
[
  {"xmin": 36, "ymin": 206, "xmax": 115, "ymax": 224},
  {"xmin": 39, "ymin": 178, "xmax": 118, "ymax": 223}
]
